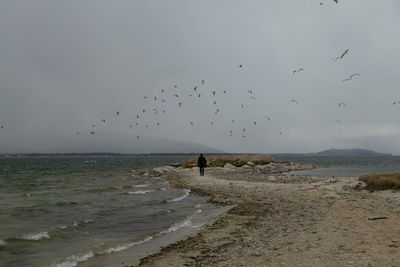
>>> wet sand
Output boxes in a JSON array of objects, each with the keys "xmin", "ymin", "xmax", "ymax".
[{"xmin": 135, "ymin": 165, "xmax": 400, "ymax": 267}]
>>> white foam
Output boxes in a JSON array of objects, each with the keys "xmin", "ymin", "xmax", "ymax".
[
  {"xmin": 166, "ymin": 189, "xmax": 190, "ymax": 203},
  {"xmin": 20, "ymin": 231, "xmax": 50, "ymax": 241},
  {"xmin": 103, "ymin": 236, "xmax": 153, "ymax": 254},
  {"xmin": 160, "ymin": 187, "xmax": 167, "ymax": 191},
  {"xmin": 133, "ymin": 184, "xmax": 150, "ymax": 188},
  {"xmin": 195, "ymin": 203, "xmax": 202, "ymax": 208},
  {"xmin": 0, "ymin": 239, "xmax": 6, "ymax": 246},
  {"xmin": 49, "ymin": 251, "xmax": 94, "ymax": 267},
  {"xmin": 127, "ymin": 190, "xmax": 154, "ymax": 195},
  {"xmin": 159, "ymin": 209, "xmax": 202, "ymax": 235}
]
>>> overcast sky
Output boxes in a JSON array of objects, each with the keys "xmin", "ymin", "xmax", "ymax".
[{"xmin": 1, "ymin": 1, "xmax": 400, "ymax": 154}]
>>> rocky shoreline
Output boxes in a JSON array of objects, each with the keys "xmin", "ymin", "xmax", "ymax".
[{"xmin": 130, "ymin": 162, "xmax": 400, "ymax": 266}]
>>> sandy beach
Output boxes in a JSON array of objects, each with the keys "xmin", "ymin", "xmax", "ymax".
[{"xmin": 131, "ymin": 163, "xmax": 400, "ymax": 267}]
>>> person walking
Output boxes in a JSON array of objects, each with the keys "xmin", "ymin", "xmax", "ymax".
[{"xmin": 197, "ymin": 153, "xmax": 207, "ymax": 176}]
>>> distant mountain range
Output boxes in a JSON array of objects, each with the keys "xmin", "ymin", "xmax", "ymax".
[{"xmin": 271, "ymin": 149, "xmax": 392, "ymax": 157}]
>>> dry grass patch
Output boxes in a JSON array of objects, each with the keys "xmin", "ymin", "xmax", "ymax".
[{"xmin": 359, "ymin": 173, "xmax": 400, "ymax": 190}]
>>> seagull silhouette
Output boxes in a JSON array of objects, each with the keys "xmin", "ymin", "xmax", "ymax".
[
  {"xmin": 173, "ymin": 94, "xmax": 179, "ymax": 98},
  {"xmin": 116, "ymin": 111, "xmax": 120, "ymax": 116},
  {"xmin": 291, "ymin": 99, "xmax": 298, "ymax": 104},
  {"xmin": 201, "ymin": 80, "xmax": 205, "ymax": 85},
  {"xmin": 239, "ymin": 64, "xmax": 243, "ymax": 68},
  {"xmin": 213, "ymin": 100, "xmax": 217, "ymax": 105},
  {"xmin": 90, "ymin": 131, "xmax": 95, "ymax": 135},
  {"xmin": 212, "ymin": 91, "xmax": 216, "ymax": 96},
  {"xmin": 194, "ymin": 86, "xmax": 197, "ymax": 91},
  {"xmin": 334, "ymin": 49, "xmax": 349, "ymax": 61},
  {"xmin": 101, "ymin": 119, "xmax": 106, "ymax": 123},
  {"xmin": 223, "ymin": 90, "xmax": 227, "ymax": 94},
  {"xmin": 292, "ymin": 68, "xmax": 304, "ymax": 73},
  {"xmin": 338, "ymin": 103, "xmax": 346, "ymax": 107},
  {"xmin": 342, "ymin": 73, "xmax": 360, "ymax": 82}
]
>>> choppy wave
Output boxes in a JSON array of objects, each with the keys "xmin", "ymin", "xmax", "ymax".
[
  {"xmin": 20, "ymin": 231, "xmax": 50, "ymax": 241},
  {"xmin": 49, "ymin": 251, "xmax": 94, "ymax": 267},
  {"xmin": 132, "ymin": 184, "xmax": 150, "ymax": 188},
  {"xmin": 48, "ymin": 209, "xmax": 203, "ymax": 266},
  {"xmin": 159, "ymin": 209, "xmax": 202, "ymax": 234},
  {"xmin": 102, "ymin": 236, "xmax": 154, "ymax": 254},
  {"xmin": 127, "ymin": 190, "xmax": 154, "ymax": 195},
  {"xmin": 57, "ymin": 218, "xmax": 94, "ymax": 230},
  {"xmin": 166, "ymin": 189, "xmax": 190, "ymax": 203}
]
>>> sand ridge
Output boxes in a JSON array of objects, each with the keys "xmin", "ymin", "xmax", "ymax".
[{"xmin": 136, "ymin": 167, "xmax": 400, "ymax": 267}]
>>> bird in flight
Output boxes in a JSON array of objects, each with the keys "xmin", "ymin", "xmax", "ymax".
[
  {"xmin": 247, "ymin": 90, "xmax": 253, "ymax": 94},
  {"xmin": 292, "ymin": 68, "xmax": 304, "ymax": 73},
  {"xmin": 241, "ymin": 104, "xmax": 244, "ymax": 109},
  {"xmin": 154, "ymin": 96, "xmax": 157, "ymax": 101},
  {"xmin": 239, "ymin": 64, "xmax": 243, "ymax": 68},
  {"xmin": 232, "ymin": 120, "xmax": 235, "ymax": 124},
  {"xmin": 338, "ymin": 103, "xmax": 346, "ymax": 107},
  {"xmin": 90, "ymin": 131, "xmax": 95, "ymax": 135},
  {"xmin": 116, "ymin": 111, "xmax": 120, "ymax": 116},
  {"xmin": 162, "ymin": 99, "xmax": 166, "ymax": 103},
  {"xmin": 161, "ymin": 89, "xmax": 164, "ymax": 93},
  {"xmin": 144, "ymin": 96, "xmax": 148, "ymax": 99},
  {"xmin": 101, "ymin": 119, "xmax": 106, "ymax": 123},
  {"xmin": 142, "ymin": 109, "xmax": 146, "ymax": 113},
  {"xmin": 91, "ymin": 124, "xmax": 96, "ymax": 128},
  {"xmin": 334, "ymin": 0, "xmax": 338, "ymax": 3},
  {"xmin": 342, "ymin": 73, "xmax": 360, "ymax": 82},
  {"xmin": 229, "ymin": 130, "xmax": 233, "ymax": 136},
  {"xmin": 76, "ymin": 131, "xmax": 80, "ymax": 135},
  {"xmin": 254, "ymin": 121, "xmax": 257, "ymax": 125},
  {"xmin": 178, "ymin": 102, "xmax": 183, "ymax": 107},
  {"xmin": 157, "ymin": 122, "xmax": 160, "ymax": 127},
  {"xmin": 212, "ymin": 91, "xmax": 216, "ymax": 96},
  {"xmin": 190, "ymin": 121, "xmax": 194, "ymax": 126},
  {"xmin": 201, "ymin": 80, "xmax": 205, "ymax": 85},
  {"xmin": 174, "ymin": 85, "xmax": 178, "ymax": 88},
  {"xmin": 334, "ymin": 49, "xmax": 349, "ymax": 61},
  {"xmin": 1, "ymin": 125, "xmax": 4, "ymax": 129},
  {"xmin": 392, "ymin": 101, "xmax": 400, "ymax": 105},
  {"xmin": 173, "ymin": 94, "xmax": 179, "ymax": 98},
  {"xmin": 137, "ymin": 114, "xmax": 140, "ymax": 119},
  {"xmin": 223, "ymin": 90, "xmax": 227, "ymax": 94},
  {"xmin": 291, "ymin": 99, "xmax": 298, "ymax": 104},
  {"xmin": 213, "ymin": 100, "xmax": 217, "ymax": 105},
  {"xmin": 265, "ymin": 116, "xmax": 271, "ymax": 120},
  {"xmin": 198, "ymin": 94, "xmax": 201, "ymax": 98},
  {"xmin": 194, "ymin": 86, "xmax": 197, "ymax": 91},
  {"xmin": 136, "ymin": 136, "xmax": 140, "ymax": 139}
]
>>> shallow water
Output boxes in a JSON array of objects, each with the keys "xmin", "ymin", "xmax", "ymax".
[
  {"xmin": 0, "ymin": 155, "xmax": 220, "ymax": 267},
  {"xmin": 274, "ymin": 155, "xmax": 400, "ymax": 177}
]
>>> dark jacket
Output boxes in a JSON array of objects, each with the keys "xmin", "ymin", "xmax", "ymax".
[{"xmin": 197, "ymin": 155, "xmax": 207, "ymax": 167}]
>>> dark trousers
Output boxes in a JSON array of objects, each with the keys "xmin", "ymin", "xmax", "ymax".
[{"xmin": 199, "ymin": 166, "xmax": 205, "ymax": 176}]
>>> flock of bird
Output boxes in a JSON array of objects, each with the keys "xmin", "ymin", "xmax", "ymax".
[{"xmin": 66, "ymin": 44, "xmax": 363, "ymax": 141}]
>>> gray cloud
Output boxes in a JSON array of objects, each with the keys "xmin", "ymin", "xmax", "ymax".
[{"xmin": 1, "ymin": 1, "xmax": 400, "ymax": 154}]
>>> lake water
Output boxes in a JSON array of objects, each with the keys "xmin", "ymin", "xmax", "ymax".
[{"xmin": 0, "ymin": 155, "xmax": 222, "ymax": 267}]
